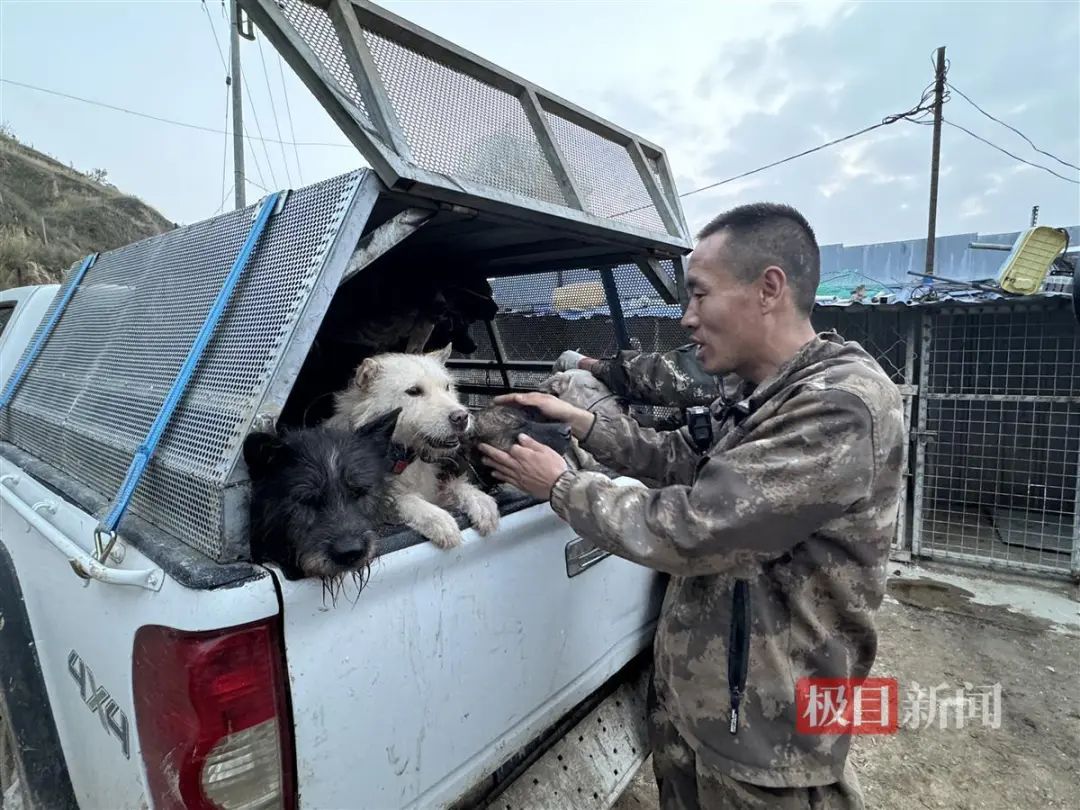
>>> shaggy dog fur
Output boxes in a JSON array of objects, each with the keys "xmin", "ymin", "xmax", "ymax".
[
  {"xmin": 461, "ymin": 404, "xmax": 573, "ymax": 492},
  {"xmin": 243, "ymin": 409, "xmax": 400, "ymax": 586},
  {"xmin": 325, "ymin": 345, "xmax": 500, "ymax": 549}
]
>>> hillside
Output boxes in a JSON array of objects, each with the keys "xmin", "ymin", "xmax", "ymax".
[{"xmin": 0, "ymin": 129, "xmax": 175, "ymax": 289}]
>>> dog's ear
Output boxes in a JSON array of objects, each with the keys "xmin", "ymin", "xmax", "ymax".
[
  {"xmin": 539, "ymin": 372, "xmax": 568, "ymax": 396},
  {"xmin": 353, "ymin": 357, "xmax": 380, "ymax": 390},
  {"xmin": 355, "ymin": 407, "xmax": 400, "ymax": 454},
  {"xmin": 425, "ymin": 343, "xmax": 453, "ymax": 365},
  {"xmin": 243, "ymin": 432, "xmax": 289, "ymax": 478}
]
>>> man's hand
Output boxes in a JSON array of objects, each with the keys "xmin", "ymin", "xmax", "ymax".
[
  {"xmin": 493, "ymin": 392, "xmax": 595, "ymax": 439},
  {"xmin": 553, "ymin": 350, "xmax": 586, "ymax": 372},
  {"xmin": 478, "ymin": 435, "xmax": 569, "ymax": 501}
]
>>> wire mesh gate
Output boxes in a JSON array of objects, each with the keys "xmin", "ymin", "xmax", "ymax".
[{"xmin": 912, "ymin": 299, "xmax": 1080, "ymax": 577}]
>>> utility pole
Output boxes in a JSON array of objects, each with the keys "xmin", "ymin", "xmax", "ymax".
[
  {"xmin": 230, "ymin": 0, "xmax": 246, "ymax": 209},
  {"xmin": 924, "ymin": 46, "xmax": 946, "ymax": 276}
]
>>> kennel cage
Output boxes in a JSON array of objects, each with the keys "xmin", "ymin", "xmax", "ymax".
[
  {"xmin": 0, "ymin": 1, "xmax": 693, "ymax": 566},
  {"xmin": 911, "ymin": 297, "xmax": 1079, "ymax": 578}
]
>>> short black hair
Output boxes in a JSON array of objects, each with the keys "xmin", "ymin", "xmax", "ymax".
[{"xmin": 696, "ymin": 202, "xmax": 820, "ymax": 315}]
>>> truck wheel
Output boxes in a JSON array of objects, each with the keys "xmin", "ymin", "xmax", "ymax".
[{"xmin": 0, "ymin": 709, "xmax": 28, "ymax": 810}]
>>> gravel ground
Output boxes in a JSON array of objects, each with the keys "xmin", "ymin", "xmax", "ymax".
[{"xmin": 612, "ymin": 568, "xmax": 1079, "ymax": 809}]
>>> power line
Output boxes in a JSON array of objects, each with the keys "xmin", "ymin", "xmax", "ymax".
[
  {"xmin": 213, "ymin": 183, "xmax": 235, "ymax": 217},
  {"xmin": 947, "ymin": 81, "xmax": 1079, "ymax": 172},
  {"xmin": 939, "ymin": 119, "xmax": 1079, "ymax": 185},
  {"xmin": 219, "ymin": 87, "xmax": 230, "ymax": 215},
  {"xmin": 201, "ymin": 0, "xmax": 233, "ymax": 207},
  {"xmin": 677, "ymin": 122, "xmax": 892, "ymax": 202},
  {"xmin": 203, "ymin": 7, "xmax": 275, "ymax": 189},
  {"xmin": 609, "ymin": 92, "xmax": 939, "ymax": 219},
  {"xmin": 278, "ymin": 52, "xmax": 304, "ymax": 184},
  {"xmin": 257, "ymin": 34, "xmax": 293, "ymax": 186},
  {"xmin": 0, "ymin": 78, "xmax": 352, "ymax": 149}
]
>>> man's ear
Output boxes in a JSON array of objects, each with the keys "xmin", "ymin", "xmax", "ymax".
[
  {"xmin": 353, "ymin": 357, "xmax": 380, "ymax": 389},
  {"xmin": 243, "ymin": 432, "xmax": 289, "ymax": 478},
  {"xmin": 355, "ymin": 407, "xmax": 400, "ymax": 454},
  {"xmin": 425, "ymin": 343, "xmax": 453, "ymax": 365},
  {"xmin": 759, "ymin": 265, "xmax": 787, "ymax": 311}
]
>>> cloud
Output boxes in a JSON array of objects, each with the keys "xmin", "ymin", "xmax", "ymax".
[{"xmin": 960, "ymin": 196, "xmax": 988, "ymax": 219}]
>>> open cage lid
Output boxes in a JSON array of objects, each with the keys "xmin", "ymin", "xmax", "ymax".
[{"xmin": 239, "ymin": 0, "xmax": 693, "ymax": 257}]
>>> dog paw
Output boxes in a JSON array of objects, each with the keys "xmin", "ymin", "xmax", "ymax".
[
  {"xmin": 465, "ymin": 492, "xmax": 500, "ymax": 536},
  {"xmin": 425, "ymin": 511, "xmax": 465, "ymax": 549}
]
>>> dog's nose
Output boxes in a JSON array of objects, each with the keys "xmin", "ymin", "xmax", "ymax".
[
  {"xmin": 332, "ymin": 546, "xmax": 368, "ymax": 568},
  {"xmin": 332, "ymin": 533, "xmax": 376, "ymax": 568},
  {"xmin": 448, "ymin": 409, "xmax": 470, "ymax": 431}
]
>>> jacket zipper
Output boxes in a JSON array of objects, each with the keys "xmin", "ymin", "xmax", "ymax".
[{"xmin": 727, "ymin": 579, "xmax": 751, "ymax": 735}]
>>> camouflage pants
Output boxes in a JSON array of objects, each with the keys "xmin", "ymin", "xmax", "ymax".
[{"xmin": 648, "ymin": 681, "xmax": 865, "ymax": 810}]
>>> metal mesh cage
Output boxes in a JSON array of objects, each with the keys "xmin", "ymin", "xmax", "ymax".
[
  {"xmin": 452, "ymin": 261, "xmax": 684, "ymax": 412},
  {"xmin": 542, "ymin": 111, "xmax": 667, "ymax": 233},
  {"xmin": 279, "ymin": 0, "xmax": 372, "ymax": 125},
  {"xmin": 249, "ymin": 0, "xmax": 687, "ymax": 250},
  {"xmin": 362, "ymin": 29, "xmax": 569, "ymax": 208},
  {"xmin": 915, "ymin": 302, "xmax": 1079, "ymax": 575},
  {"xmin": 0, "ymin": 171, "xmax": 367, "ymax": 562}
]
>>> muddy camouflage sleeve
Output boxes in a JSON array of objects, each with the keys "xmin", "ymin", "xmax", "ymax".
[
  {"xmin": 590, "ymin": 345, "xmax": 723, "ymax": 407},
  {"xmin": 550, "ymin": 389, "xmax": 876, "ymax": 576},
  {"xmin": 579, "ymin": 411, "xmax": 702, "ymax": 487}
]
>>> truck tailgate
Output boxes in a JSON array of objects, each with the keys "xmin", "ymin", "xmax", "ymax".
[
  {"xmin": 275, "ymin": 492, "xmax": 663, "ymax": 809},
  {"xmin": 0, "ymin": 455, "xmax": 281, "ymax": 809}
]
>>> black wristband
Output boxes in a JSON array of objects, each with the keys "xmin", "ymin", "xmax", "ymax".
[{"xmin": 580, "ymin": 413, "xmax": 598, "ymax": 444}]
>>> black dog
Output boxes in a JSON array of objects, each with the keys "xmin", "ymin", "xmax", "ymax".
[
  {"xmin": 462, "ymin": 404, "xmax": 573, "ymax": 492},
  {"xmin": 243, "ymin": 409, "xmax": 400, "ymax": 587}
]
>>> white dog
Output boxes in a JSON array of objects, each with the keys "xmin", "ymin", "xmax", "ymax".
[{"xmin": 326, "ymin": 345, "xmax": 500, "ymax": 549}]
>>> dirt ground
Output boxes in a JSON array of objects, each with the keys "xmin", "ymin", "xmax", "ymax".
[{"xmin": 612, "ymin": 567, "xmax": 1080, "ymax": 810}]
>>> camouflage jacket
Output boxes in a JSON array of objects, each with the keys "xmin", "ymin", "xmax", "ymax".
[
  {"xmin": 550, "ymin": 332, "xmax": 905, "ymax": 788},
  {"xmin": 590, "ymin": 344, "xmax": 737, "ymax": 408}
]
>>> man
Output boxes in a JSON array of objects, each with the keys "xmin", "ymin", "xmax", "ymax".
[
  {"xmin": 553, "ymin": 343, "xmax": 731, "ymax": 410},
  {"xmin": 479, "ymin": 203, "xmax": 905, "ymax": 809}
]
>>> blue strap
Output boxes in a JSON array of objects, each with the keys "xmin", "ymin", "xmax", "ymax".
[
  {"xmin": 99, "ymin": 192, "xmax": 283, "ymax": 534},
  {"xmin": 0, "ymin": 253, "xmax": 97, "ymax": 410}
]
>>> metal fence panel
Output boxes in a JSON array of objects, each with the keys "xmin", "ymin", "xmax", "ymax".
[
  {"xmin": 913, "ymin": 301, "xmax": 1079, "ymax": 576},
  {"xmin": 0, "ymin": 171, "xmax": 373, "ymax": 562}
]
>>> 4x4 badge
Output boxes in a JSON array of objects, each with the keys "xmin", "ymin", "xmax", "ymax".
[{"xmin": 68, "ymin": 650, "xmax": 130, "ymax": 759}]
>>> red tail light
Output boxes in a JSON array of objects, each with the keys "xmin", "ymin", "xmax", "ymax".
[{"xmin": 132, "ymin": 618, "xmax": 296, "ymax": 810}]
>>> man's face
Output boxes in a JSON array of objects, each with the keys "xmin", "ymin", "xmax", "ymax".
[{"xmin": 680, "ymin": 233, "xmax": 762, "ymax": 375}]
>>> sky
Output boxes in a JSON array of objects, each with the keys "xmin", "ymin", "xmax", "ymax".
[{"xmin": 1, "ymin": 0, "xmax": 1077, "ymax": 247}]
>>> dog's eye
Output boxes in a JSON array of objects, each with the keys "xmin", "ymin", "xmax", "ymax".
[
  {"xmin": 445, "ymin": 383, "xmax": 452, "ymax": 392},
  {"xmin": 406, "ymin": 386, "xmax": 422, "ymax": 397}
]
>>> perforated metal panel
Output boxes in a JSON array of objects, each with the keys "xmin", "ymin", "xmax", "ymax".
[
  {"xmin": 0, "ymin": 171, "xmax": 372, "ymax": 562},
  {"xmin": 543, "ymin": 112, "xmax": 667, "ymax": 233},
  {"xmin": 242, "ymin": 0, "xmax": 690, "ymax": 253},
  {"xmin": 279, "ymin": 0, "xmax": 373, "ymax": 125},
  {"xmin": 362, "ymin": 29, "xmax": 569, "ymax": 208}
]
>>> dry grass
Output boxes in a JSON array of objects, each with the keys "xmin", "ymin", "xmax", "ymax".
[{"xmin": 0, "ymin": 130, "xmax": 174, "ymax": 289}]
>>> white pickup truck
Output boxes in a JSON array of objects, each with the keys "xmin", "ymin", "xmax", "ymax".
[
  {"xmin": 0, "ymin": 5, "xmax": 696, "ymax": 808},
  {"xmin": 0, "ymin": 250, "xmax": 665, "ymax": 810}
]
